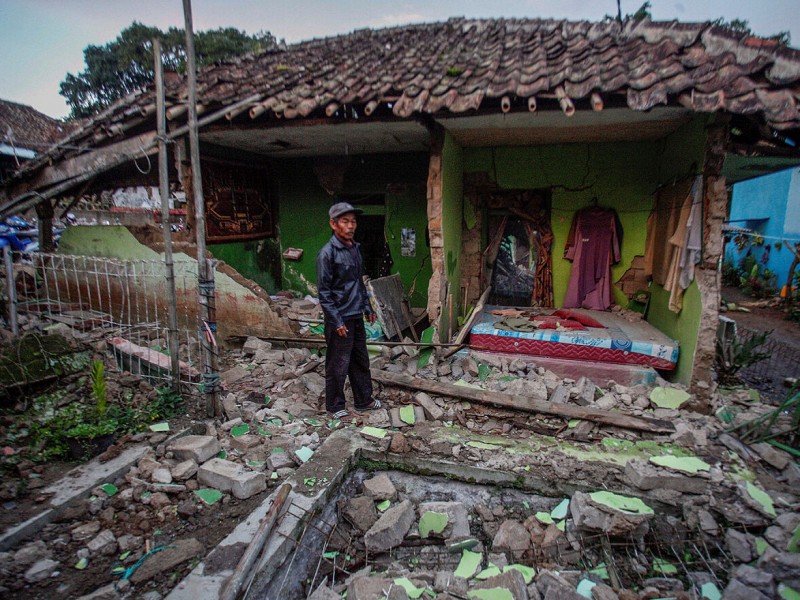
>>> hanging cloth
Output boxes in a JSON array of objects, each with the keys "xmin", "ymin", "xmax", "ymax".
[
  {"xmin": 664, "ymin": 176, "xmax": 703, "ymax": 312},
  {"xmin": 563, "ymin": 206, "xmax": 622, "ymax": 310},
  {"xmin": 644, "ymin": 178, "xmax": 694, "ymax": 285}
]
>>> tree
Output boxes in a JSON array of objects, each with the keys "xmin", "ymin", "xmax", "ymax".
[{"xmin": 60, "ymin": 22, "xmax": 277, "ymax": 119}]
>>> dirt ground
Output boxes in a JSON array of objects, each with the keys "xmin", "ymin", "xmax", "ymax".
[{"xmin": 721, "ymin": 285, "xmax": 800, "ymax": 349}]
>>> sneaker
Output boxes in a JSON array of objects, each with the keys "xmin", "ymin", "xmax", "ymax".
[{"xmin": 354, "ymin": 399, "xmax": 382, "ymax": 413}]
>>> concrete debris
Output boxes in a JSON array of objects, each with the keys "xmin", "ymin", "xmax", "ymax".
[
  {"xmin": 570, "ymin": 492, "xmax": 652, "ymax": 536},
  {"xmin": 197, "ymin": 458, "xmax": 266, "ymax": 500},
  {"xmin": 362, "ymin": 473, "xmax": 398, "ymax": 501},
  {"xmin": 364, "ymin": 499, "xmax": 415, "ymax": 553},
  {"xmin": 167, "ymin": 435, "xmax": 220, "ymax": 464},
  {"xmin": 23, "ymin": 558, "xmax": 59, "ymax": 583}
]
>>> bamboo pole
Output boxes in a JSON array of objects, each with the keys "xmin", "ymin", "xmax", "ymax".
[
  {"xmin": 154, "ymin": 39, "xmax": 181, "ymax": 393},
  {"xmin": 219, "ymin": 483, "xmax": 292, "ymax": 600},
  {"xmin": 183, "ymin": 0, "xmax": 220, "ymax": 417}
]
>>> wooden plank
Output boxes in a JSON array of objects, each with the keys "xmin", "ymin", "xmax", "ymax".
[
  {"xmin": 371, "ymin": 369, "xmax": 676, "ymax": 433},
  {"xmin": 443, "ymin": 286, "xmax": 491, "ymax": 359},
  {"xmin": 12, "ymin": 132, "xmax": 159, "ymax": 195}
]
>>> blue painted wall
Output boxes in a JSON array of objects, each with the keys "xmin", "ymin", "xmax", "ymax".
[{"xmin": 726, "ymin": 167, "xmax": 800, "ymax": 290}]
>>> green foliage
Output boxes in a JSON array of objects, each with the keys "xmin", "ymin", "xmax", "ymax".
[
  {"xmin": 90, "ymin": 360, "xmax": 107, "ymax": 418},
  {"xmin": 712, "ymin": 17, "xmax": 791, "ymax": 45},
  {"xmin": 738, "ymin": 255, "xmax": 779, "ymax": 299},
  {"xmin": 716, "ymin": 329, "xmax": 772, "ymax": 384},
  {"xmin": 60, "ymin": 22, "xmax": 278, "ymax": 118},
  {"xmin": 722, "ymin": 259, "xmax": 741, "ymax": 287},
  {"xmin": 153, "ymin": 386, "xmax": 184, "ymax": 419}
]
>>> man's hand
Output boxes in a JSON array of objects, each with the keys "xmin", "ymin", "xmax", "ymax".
[
  {"xmin": 367, "ymin": 313, "xmax": 377, "ymax": 325},
  {"xmin": 336, "ymin": 324, "xmax": 348, "ymax": 337}
]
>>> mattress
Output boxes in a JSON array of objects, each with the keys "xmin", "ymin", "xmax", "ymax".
[{"xmin": 470, "ymin": 306, "xmax": 679, "ymax": 370}]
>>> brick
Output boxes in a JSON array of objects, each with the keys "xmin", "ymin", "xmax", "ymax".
[
  {"xmin": 198, "ymin": 458, "xmax": 266, "ymax": 499},
  {"xmin": 167, "ymin": 435, "xmax": 220, "ymax": 463}
]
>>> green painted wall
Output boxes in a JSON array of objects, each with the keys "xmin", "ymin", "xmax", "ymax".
[
  {"xmin": 440, "ymin": 132, "xmax": 464, "ymax": 334},
  {"xmin": 648, "ymin": 281, "xmax": 702, "ymax": 384},
  {"xmin": 276, "ymin": 153, "xmax": 432, "ymax": 306},
  {"xmin": 59, "ymin": 226, "xmax": 159, "ymax": 260},
  {"xmin": 209, "ymin": 238, "xmax": 282, "ymax": 294},
  {"xmin": 462, "ymin": 115, "xmax": 708, "ymax": 383}
]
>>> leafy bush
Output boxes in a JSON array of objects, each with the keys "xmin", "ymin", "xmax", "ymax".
[
  {"xmin": 716, "ymin": 329, "xmax": 772, "ymax": 384},
  {"xmin": 722, "ymin": 259, "xmax": 742, "ymax": 287}
]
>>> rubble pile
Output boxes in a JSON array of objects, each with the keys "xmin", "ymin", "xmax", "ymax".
[{"xmin": 0, "ymin": 333, "xmax": 797, "ymax": 599}]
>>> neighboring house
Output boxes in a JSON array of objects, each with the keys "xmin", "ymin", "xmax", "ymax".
[
  {"xmin": 3, "ymin": 17, "xmax": 800, "ymax": 402},
  {"xmin": 725, "ymin": 167, "xmax": 800, "ymax": 293},
  {"xmin": 0, "ymin": 99, "xmax": 68, "ymax": 183}
]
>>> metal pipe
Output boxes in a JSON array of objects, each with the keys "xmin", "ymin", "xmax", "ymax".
[
  {"xmin": 154, "ymin": 39, "xmax": 182, "ymax": 394},
  {"xmin": 3, "ymin": 245, "xmax": 18, "ymax": 335},
  {"xmin": 183, "ymin": 0, "xmax": 220, "ymax": 417}
]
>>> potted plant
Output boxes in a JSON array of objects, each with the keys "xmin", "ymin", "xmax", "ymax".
[{"xmin": 64, "ymin": 360, "xmax": 118, "ymax": 459}]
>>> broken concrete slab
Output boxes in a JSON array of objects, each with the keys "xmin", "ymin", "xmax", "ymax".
[
  {"xmin": 474, "ymin": 568, "xmax": 527, "ymax": 599},
  {"xmin": 624, "ymin": 459, "xmax": 708, "ymax": 494},
  {"xmin": 364, "ymin": 499, "xmax": 415, "ymax": 553},
  {"xmin": 167, "ymin": 436, "xmax": 221, "ymax": 464},
  {"xmin": 130, "ymin": 538, "xmax": 204, "ymax": 585},
  {"xmin": 197, "ymin": 458, "xmax": 266, "ymax": 500},
  {"xmin": 418, "ymin": 501, "xmax": 470, "ymax": 542},
  {"xmin": 570, "ymin": 491, "xmax": 652, "ymax": 536},
  {"xmin": 108, "ymin": 336, "xmax": 200, "ymax": 382},
  {"xmin": 341, "ymin": 496, "xmax": 378, "ymax": 534},
  {"xmin": 362, "ymin": 473, "xmax": 397, "ymax": 502},
  {"xmin": 347, "ymin": 576, "xmax": 410, "ymax": 600},
  {"xmin": 492, "ymin": 520, "xmax": 532, "ymax": 553},
  {"xmin": 415, "ymin": 392, "xmax": 444, "ymax": 421}
]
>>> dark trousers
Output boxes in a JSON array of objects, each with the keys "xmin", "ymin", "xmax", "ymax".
[{"xmin": 324, "ymin": 317, "xmax": 373, "ymax": 413}]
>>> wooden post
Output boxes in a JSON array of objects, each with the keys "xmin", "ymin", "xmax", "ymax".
[
  {"xmin": 3, "ymin": 244, "xmax": 18, "ymax": 335},
  {"xmin": 183, "ymin": 0, "xmax": 220, "ymax": 417},
  {"xmin": 154, "ymin": 39, "xmax": 182, "ymax": 393},
  {"xmin": 35, "ymin": 200, "xmax": 54, "ymax": 252}
]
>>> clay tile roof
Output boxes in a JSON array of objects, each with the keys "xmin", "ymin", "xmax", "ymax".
[
  {"xmin": 11, "ymin": 16, "xmax": 800, "ymax": 178},
  {"xmin": 0, "ymin": 99, "xmax": 69, "ymax": 153}
]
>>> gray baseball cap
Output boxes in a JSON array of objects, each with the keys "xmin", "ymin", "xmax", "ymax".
[{"xmin": 329, "ymin": 202, "xmax": 363, "ymax": 220}]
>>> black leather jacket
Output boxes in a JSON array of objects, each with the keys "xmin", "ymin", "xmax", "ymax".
[{"xmin": 316, "ymin": 235, "xmax": 373, "ymax": 328}]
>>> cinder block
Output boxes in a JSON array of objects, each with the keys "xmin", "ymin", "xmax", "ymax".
[{"xmin": 197, "ymin": 458, "xmax": 266, "ymax": 499}]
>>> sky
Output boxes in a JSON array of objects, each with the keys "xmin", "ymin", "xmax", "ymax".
[{"xmin": 1, "ymin": 0, "xmax": 799, "ymax": 119}]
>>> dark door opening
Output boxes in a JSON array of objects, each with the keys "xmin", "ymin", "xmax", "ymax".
[{"xmin": 354, "ymin": 214, "xmax": 387, "ymax": 280}]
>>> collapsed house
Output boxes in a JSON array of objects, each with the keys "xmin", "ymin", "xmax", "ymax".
[{"xmin": 3, "ymin": 18, "xmax": 800, "ymax": 396}]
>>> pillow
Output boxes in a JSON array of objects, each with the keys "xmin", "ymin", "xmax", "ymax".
[{"xmin": 552, "ymin": 309, "xmax": 606, "ymax": 328}]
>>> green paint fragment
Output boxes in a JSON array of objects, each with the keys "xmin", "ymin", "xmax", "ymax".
[
  {"xmin": 522, "ymin": 500, "xmax": 530, "ymax": 509},
  {"xmin": 217, "ymin": 450, "xmax": 227, "ymax": 459},
  {"xmin": 756, "ymin": 537, "xmax": 769, "ymax": 556},
  {"xmin": 247, "ymin": 460, "xmax": 264, "ymax": 467},
  {"xmin": 478, "ymin": 363, "xmax": 491, "ymax": 381},
  {"xmin": 400, "ymin": 405, "xmax": 416, "ymax": 425},
  {"xmin": 550, "ymin": 499, "xmax": 569, "ymax": 520},
  {"xmin": 649, "ymin": 387, "xmax": 691, "ymax": 409},
  {"xmin": 701, "ymin": 582, "xmax": 721, "ymax": 600},
  {"xmin": 503, "ymin": 564, "xmax": 535, "ymax": 584},
  {"xmin": 454, "ymin": 549, "xmax": 482, "ymax": 579},
  {"xmin": 257, "ymin": 427, "xmax": 271, "ymax": 436},
  {"xmin": 322, "ymin": 551, "xmax": 339, "ymax": 559},
  {"xmin": 418, "ymin": 327, "xmax": 435, "ymax": 368},
  {"xmin": 394, "ymin": 577, "xmax": 426, "ymax": 598},
  {"xmin": 652, "ymin": 558, "xmax": 678, "ymax": 575},
  {"xmin": 747, "ymin": 389, "xmax": 761, "ymax": 401},
  {"xmin": 476, "ymin": 565, "xmax": 502, "ymax": 579},
  {"xmin": 419, "ymin": 511, "xmax": 449, "ymax": 538},
  {"xmin": 377, "ymin": 500, "xmax": 391, "ymax": 512},
  {"xmin": 568, "ymin": 419, "xmax": 581, "ymax": 428},
  {"xmin": 779, "ymin": 584, "xmax": 800, "ymax": 600},
  {"xmin": 75, "ymin": 557, "xmax": 88, "ymax": 570},
  {"xmin": 715, "ymin": 406, "xmax": 735, "ymax": 424},
  {"xmin": 270, "ymin": 471, "xmax": 278, "ymax": 480},
  {"xmin": 295, "ymin": 446, "xmax": 314, "ymax": 463},
  {"xmin": 119, "ymin": 551, "xmax": 131, "ymax": 560},
  {"xmin": 788, "ymin": 525, "xmax": 800, "ymax": 552},
  {"xmin": 149, "ymin": 422, "xmax": 170, "ymax": 432},
  {"xmin": 268, "ymin": 418, "xmax": 283, "ymax": 427},
  {"xmin": 271, "ymin": 447, "xmax": 285, "ymax": 454},
  {"xmin": 467, "ymin": 441, "xmax": 501, "ymax": 450},
  {"xmin": 746, "ymin": 481, "xmax": 777, "ymax": 517},
  {"xmin": 111, "ymin": 565, "xmax": 125, "ymax": 575},
  {"xmin": 360, "ymin": 426, "xmax": 388, "ymax": 439},
  {"xmin": 498, "ymin": 375, "xmax": 516, "ymax": 382},
  {"xmin": 535, "ymin": 511, "xmax": 554, "ymax": 525},
  {"xmin": 230, "ymin": 423, "xmax": 250, "ymax": 437},
  {"xmin": 304, "ymin": 418, "xmax": 321, "ymax": 427},
  {"xmin": 467, "ymin": 588, "xmax": 514, "ymax": 600},
  {"xmin": 303, "ymin": 477, "xmax": 317, "ymax": 487},
  {"xmin": 588, "ymin": 562, "xmax": 609, "ymax": 580},
  {"xmin": 101, "ymin": 483, "xmax": 118, "ymax": 497},
  {"xmin": 448, "ymin": 537, "xmax": 479, "ymax": 552},
  {"xmin": 264, "ymin": 395, "xmax": 271, "ymax": 405},
  {"xmin": 649, "ymin": 455, "xmax": 711, "ymax": 475},
  {"xmin": 589, "ymin": 491, "xmax": 654, "ymax": 515},
  {"xmin": 556, "ymin": 520, "xmax": 566, "ymax": 532},
  {"xmin": 327, "ymin": 419, "xmax": 341, "ymax": 429},
  {"xmin": 194, "ymin": 488, "xmax": 223, "ymax": 505},
  {"xmin": 601, "ymin": 438, "xmax": 634, "ymax": 449},
  {"xmin": 454, "ymin": 380, "xmax": 483, "ymax": 389},
  {"xmin": 576, "ymin": 579, "xmax": 596, "ymax": 599}
]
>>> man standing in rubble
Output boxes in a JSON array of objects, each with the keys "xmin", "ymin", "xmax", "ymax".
[{"xmin": 317, "ymin": 202, "xmax": 382, "ymax": 420}]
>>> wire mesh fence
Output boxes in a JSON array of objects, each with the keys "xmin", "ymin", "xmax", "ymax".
[
  {"xmin": 5, "ymin": 251, "xmax": 207, "ymax": 388},
  {"xmin": 736, "ymin": 324, "xmax": 800, "ymax": 400}
]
